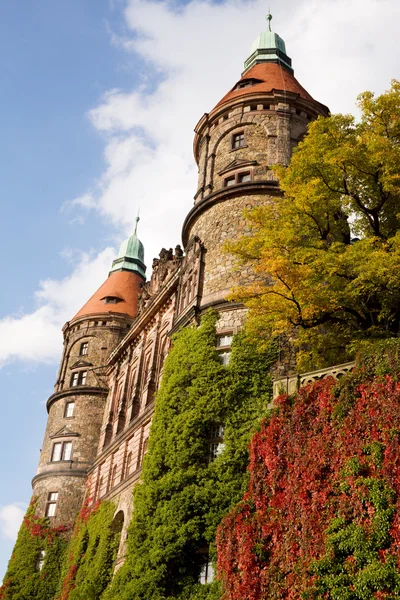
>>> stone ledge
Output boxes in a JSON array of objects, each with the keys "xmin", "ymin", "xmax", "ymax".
[
  {"xmin": 46, "ymin": 386, "xmax": 108, "ymax": 412},
  {"xmin": 182, "ymin": 181, "xmax": 282, "ymax": 248},
  {"xmin": 32, "ymin": 468, "xmax": 88, "ymax": 487},
  {"xmin": 272, "ymin": 361, "xmax": 355, "ymax": 400}
]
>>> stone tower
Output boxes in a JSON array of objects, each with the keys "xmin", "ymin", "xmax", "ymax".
[
  {"xmin": 183, "ymin": 13, "xmax": 329, "ymax": 323},
  {"xmin": 31, "ymin": 225, "xmax": 146, "ymax": 526}
]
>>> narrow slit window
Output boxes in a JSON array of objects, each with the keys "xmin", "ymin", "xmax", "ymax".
[{"xmin": 45, "ymin": 492, "xmax": 58, "ymax": 517}]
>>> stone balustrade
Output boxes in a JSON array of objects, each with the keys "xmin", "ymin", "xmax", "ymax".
[{"xmin": 272, "ymin": 361, "xmax": 355, "ymax": 400}]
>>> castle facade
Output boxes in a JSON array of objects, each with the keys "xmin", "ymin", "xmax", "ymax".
[{"xmin": 30, "ymin": 15, "xmax": 328, "ymax": 565}]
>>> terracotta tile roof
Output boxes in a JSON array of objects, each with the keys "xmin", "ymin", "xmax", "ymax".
[
  {"xmin": 214, "ymin": 63, "xmax": 317, "ymax": 109},
  {"xmin": 73, "ymin": 270, "xmax": 143, "ymax": 320}
]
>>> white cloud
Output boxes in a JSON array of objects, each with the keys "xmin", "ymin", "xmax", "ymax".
[
  {"xmin": 72, "ymin": 0, "xmax": 400, "ymax": 267},
  {"xmin": 0, "ymin": 504, "xmax": 27, "ymax": 541},
  {"xmin": 0, "ymin": 249, "xmax": 115, "ymax": 367},
  {"xmin": 2, "ymin": 0, "xmax": 399, "ymax": 369}
]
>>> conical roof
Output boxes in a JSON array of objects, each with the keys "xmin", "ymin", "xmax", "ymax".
[
  {"xmin": 212, "ymin": 14, "xmax": 327, "ymax": 114},
  {"xmin": 73, "ymin": 270, "xmax": 143, "ymax": 320},
  {"xmin": 215, "ymin": 62, "xmax": 317, "ymax": 109},
  {"xmin": 72, "ymin": 219, "xmax": 146, "ymax": 321}
]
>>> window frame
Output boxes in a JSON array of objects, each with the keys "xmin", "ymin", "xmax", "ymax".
[
  {"xmin": 45, "ymin": 492, "xmax": 59, "ymax": 517},
  {"xmin": 223, "ymin": 170, "xmax": 253, "ymax": 187},
  {"xmin": 51, "ymin": 441, "xmax": 72, "ymax": 462},
  {"xmin": 64, "ymin": 401, "xmax": 75, "ymax": 418},
  {"xmin": 70, "ymin": 370, "xmax": 87, "ymax": 387},
  {"xmin": 231, "ymin": 131, "xmax": 246, "ymax": 150},
  {"xmin": 79, "ymin": 342, "xmax": 88, "ymax": 356}
]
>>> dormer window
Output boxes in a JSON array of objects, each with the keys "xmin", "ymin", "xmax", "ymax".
[
  {"xmin": 101, "ymin": 296, "xmax": 123, "ymax": 304},
  {"xmin": 234, "ymin": 78, "xmax": 262, "ymax": 90}
]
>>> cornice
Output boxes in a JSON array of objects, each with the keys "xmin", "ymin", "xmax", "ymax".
[
  {"xmin": 182, "ymin": 180, "xmax": 282, "ymax": 247},
  {"xmin": 32, "ymin": 468, "xmax": 88, "ymax": 487},
  {"xmin": 106, "ymin": 271, "xmax": 180, "ymax": 366},
  {"xmin": 193, "ymin": 91, "xmax": 329, "ymax": 164},
  {"xmin": 46, "ymin": 386, "xmax": 108, "ymax": 413}
]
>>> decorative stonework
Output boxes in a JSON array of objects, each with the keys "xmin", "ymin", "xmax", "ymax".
[{"xmin": 272, "ymin": 361, "xmax": 356, "ymax": 400}]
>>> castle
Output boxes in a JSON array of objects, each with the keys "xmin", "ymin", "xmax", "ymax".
[{"xmin": 29, "ymin": 15, "xmax": 329, "ymax": 567}]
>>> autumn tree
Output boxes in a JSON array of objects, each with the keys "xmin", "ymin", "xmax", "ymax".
[{"xmin": 228, "ymin": 80, "xmax": 400, "ymax": 370}]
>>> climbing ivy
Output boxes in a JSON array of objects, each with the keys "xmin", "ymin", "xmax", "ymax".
[
  {"xmin": 0, "ymin": 498, "xmax": 68, "ymax": 600},
  {"xmin": 217, "ymin": 341, "xmax": 400, "ymax": 600},
  {"xmin": 56, "ymin": 500, "xmax": 121, "ymax": 600},
  {"xmin": 102, "ymin": 310, "xmax": 277, "ymax": 600}
]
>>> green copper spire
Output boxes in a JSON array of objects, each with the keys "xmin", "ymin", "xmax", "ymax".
[
  {"xmin": 109, "ymin": 216, "xmax": 146, "ymax": 279},
  {"xmin": 243, "ymin": 12, "xmax": 293, "ymax": 75}
]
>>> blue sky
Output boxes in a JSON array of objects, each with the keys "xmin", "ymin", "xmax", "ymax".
[{"xmin": 1, "ymin": 0, "xmax": 399, "ymax": 582}]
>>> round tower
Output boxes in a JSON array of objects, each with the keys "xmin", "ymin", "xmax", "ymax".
[
  {"xmin": 32, "ymin": 224, "xmax": 146, "ymax": 527},
  {"xmin": 182, "ymin": 14, "xmax": 329, "ymax": 312}
]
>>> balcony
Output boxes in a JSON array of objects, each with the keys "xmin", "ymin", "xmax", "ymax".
[{"xmin": 272, "ymin": 361, "xmax": 355, "ymax": 400}]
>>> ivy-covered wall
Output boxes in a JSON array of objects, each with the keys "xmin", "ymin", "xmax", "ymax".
[
  {"xmin": 217, "ymin": 341, "xmax": 400, "ymax": 600},
  {"xmin": 56, "ymin": 500, "xmax": 122, "ymax": 600},
  {"xmin": 102, "ymin": 310, "xmax": 276, "ymax": 600},
  {"xmin": 0, "ymin": 499, "xmax": 68, "ymax": 600}
]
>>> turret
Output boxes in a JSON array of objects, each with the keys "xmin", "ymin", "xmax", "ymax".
[
  {"xmin": 31, "ymin": 224, "xmax": 146, "ymax": 526},
  {"xmin": 183, "ymin": 14, "xmax": 329, "ymax": 312}
]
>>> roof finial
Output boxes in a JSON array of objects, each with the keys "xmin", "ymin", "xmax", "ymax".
[
  {"xmin": 266, "ymin": 9, "xmax": 272, "ymax": 31},
  {"xmin": 134, "ymin": 209, "xmax": 140, "ymax": 235}
]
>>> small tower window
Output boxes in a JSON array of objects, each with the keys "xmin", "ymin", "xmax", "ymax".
[
  {"xmin": 224, "ymin": 176, "xmax": 236, "ymax": 187},
  {"xmin": 36, "ymin": 550, "xmax": 46, "ymax": 572},
  {"xmin": 218, "ymin": 351, "xmax": 230, "ymax": 366},
  {"xmin": 79, "ymin": 342, "xmax": 88, "ymax": 356},
  {"xmin": 70, "ymin": 371, "xmax": 87, "ymax": 387},
  {"xmin": 45, "ymin": 492, "xmax": 58, "ymax": 517},
  {"xmin": 232, "ymin": 132, "xmax": 245, "ymax": 149},
  {"xmin": 64, "ymin": 402, "xmax": 75, "ymax": 418},
  {"xmin": 238, "ymin": 172, "xmax": 251, "ymax": 183},
  {"xmin": 51, "ymin": 441, "xmax": 72, "ymax": 462}
]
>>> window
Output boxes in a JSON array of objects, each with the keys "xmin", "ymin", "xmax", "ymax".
[
  {"xmin": 232, "ymin": 132, "xmax": 245, "ymax": 149},
  {"xmin": 217, "ymin": 334, "xmax": 233, "ymax": 347},
  {"xmin": 224, "ymin": 176, "xmax": 235, "ymax": 187},
  {"xmin": 224, "ymin": 171, "xmax": 252, "ymax": 187},
  {"xmin": 45, "ymin": 492, "xmax": 58, "ymax": 517},
  {"xmin": 36, "ymin": 550, "xmax": 46, "ymax": 572},
  {"xmin": 209, "ymin": 425, "xmax": 225, "ymax": 462},
  {"xmin": 238, "ymin": 171, "xmax": 251, "ymax": 183},
  {"xmin": 236, "ymin": 80, "xmax": 253, "ymax": 89},
  {"xmin": 64, "ymin": 402, "xmax": 75, "ymax": 418},
  {"xmin": 79, "ymin": 342, "xmax": 88, "ymax": 356},
  {"xmin": 51, "ymin": 441, "xmax": 72, "ymax": 462},
  {"xmin": 101, "ymin": 296, "xmax": 122, "ymax": 304},
  {"xmin": 70, "ymin": 371, "xmax": 87, "ymax": 387},
  {"xmin": 199, "ymin": 559, "xmax": 215, "ymax": 584},
  {"xmin": 218, "ymin": 351, "xmax": 230, "ymax": 366}
]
